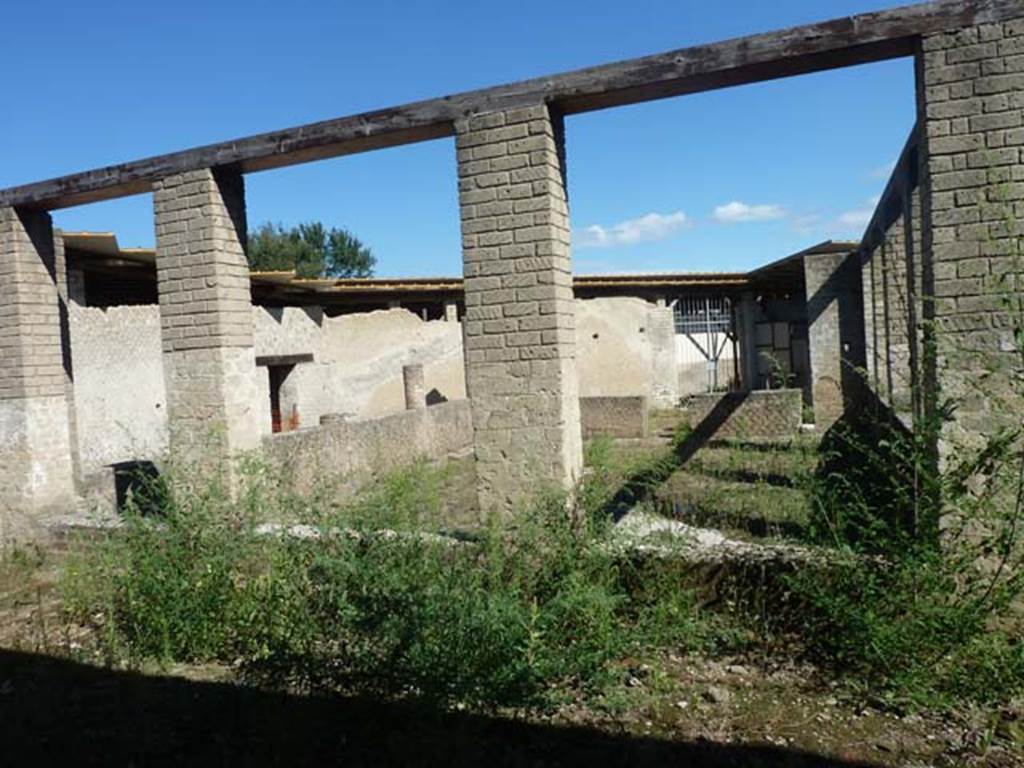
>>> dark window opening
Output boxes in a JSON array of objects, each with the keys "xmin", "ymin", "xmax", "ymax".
[{"xmin": 268, "ymin": 364, "xmax": 299, "ymax": 433}]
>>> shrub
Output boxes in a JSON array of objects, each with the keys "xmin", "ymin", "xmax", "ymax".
[{"xmin": 61, "ymin": 456, "xmax": 719, "ymax": 710}]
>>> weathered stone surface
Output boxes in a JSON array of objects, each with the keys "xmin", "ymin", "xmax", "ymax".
[
  {"xmin": 264, "ymin": 400, "xmax": 473, "ymax": 496},
  {"xmin": 804, "ymin": 249, "xmax": 864, "ymax": 429},
  {"xmin": 153, "ymin": 169, "xmax": 266, "ymax": 477},
  {"xmin": 456, "ymin": 103, "xmax": 583, "ymax": 514},
  {"xmin": 402, "ymin": 363, "xmax": 426, "ymax": 410},
  {"xmin": 920, "ymin": 17, "xmax": 1024, "ymax": 455},
  {"xmin": 684, "ymin": 389, "xmax": 802, "ymax": 440},
  {"xmin": 0, "ymin": 208, "xmax": 76, "ymax": 537},
  {"xmin": 580, "ymin": 396, "xmax": 649, "ymax": 439}
]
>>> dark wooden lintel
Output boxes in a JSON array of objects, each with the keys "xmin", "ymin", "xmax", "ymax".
[
  {"xmin": 255, "ymin": 353, "xmax": 315, "ymax": 367},
  {"xmin": 0, "ymin": 0, "xmax": 1017, "ymax": 211}
]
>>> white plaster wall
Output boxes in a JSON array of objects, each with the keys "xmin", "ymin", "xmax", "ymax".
[
  {"xmin": 67, "ymin": 298, "xmax": 696, "ymax": 474},
  {"xmin": 575, "ymin": 297, "xmax": 679, "ymax": 407},
  {"xmin": 310, "ymin": 308, "xmax": 466, "ymax": 421},
  {"xmin": 69, "ymin": 305, "xmax": 168, "ymax": 474}
]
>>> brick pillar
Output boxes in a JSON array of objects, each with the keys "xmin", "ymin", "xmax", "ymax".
[
  {"xmin": 918, "ymin": 18, "xmax": 1024, "ymax": 455},
  {"xmin": 153, "ymin": 168, "xmax": 265, "ymax": 478},
  {"xmin": 0, "ymin": 208, "xmax": 76, "ymax": 535},
  {"xmin": 455, "ymin": 103, "xmax": 583, "ymax": 514},
  {"xmin": 804, "ymin": 249, "xmax": 864, "ymax": 429},
  {"xmin": 403, "ymin": 363, "xmax": 426, "ymax": 410}
]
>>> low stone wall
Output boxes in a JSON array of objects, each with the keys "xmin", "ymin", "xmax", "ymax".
[
  {"xmin": 684, "ymin": 389, "xmax": 801, "ymax": 440},
  {"xmin": 580, "ymin": 396, "xmax": 649, "ymax": 439},
  {"xmin": 262, "ymin": 399, "xmax": 473, "ymax": 494}
]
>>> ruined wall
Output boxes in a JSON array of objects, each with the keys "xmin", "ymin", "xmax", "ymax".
[
  {"xmin": 64, "ymin": 294, "xmax": 698, "ymax": 481},
  {"xmin": 66, "ymin": 305, "xmax": 467, "ymax": 474},
  {"xmin": 263, "ymin": 399, "xmax": 473, "ymax": 495},
  {"xmin": 314, "ymin": 309, "xmax": 465, "ymax": 419},
  {"xmin": 575, "ymin": 297, "xmax": 679, "ymax": 407},
  {"xmin": 579, "ymin": 396, "xmax": 649, "ymax": 439},
  {"xmin": 70, "ymin": 305, "xmax": 168, "ymax": 475},
  {"xmin": 684, "ymin": 389, "xmax": 802, "ymax": 440}
]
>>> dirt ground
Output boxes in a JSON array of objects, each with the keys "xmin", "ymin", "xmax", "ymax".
[{"xmin": 2, "ymin": 538, "xmax": 1022, "ymax": 767}]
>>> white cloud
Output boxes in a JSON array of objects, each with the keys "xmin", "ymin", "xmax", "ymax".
[
  {"xmin": 712, "ymin": 201, "xmax": 786, "ymax": 223},
  {"xmin": 573, "ymin": 211, "xmax": 691, "ymax": 249},
  {"xmin": 836, "ymin": 196, "xmax": 881, "ymax": 230}
]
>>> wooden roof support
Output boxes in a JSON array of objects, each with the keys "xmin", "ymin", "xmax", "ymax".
[{"xmin": 0, "ymin": 0, "xmax": 1017, "ymax": 211}]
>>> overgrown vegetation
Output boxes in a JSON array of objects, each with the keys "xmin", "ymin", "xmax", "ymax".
[
  {"xmin": 780, "ymin": 248, "xmax": 1024, "ymax": 710},
  {"xmin": 61, "ymin": 451, "xmax": 728, "ymax": 710},
  {"xmin": 54, "ymin": 246, "xmax": 1024, "ymax": 717}
]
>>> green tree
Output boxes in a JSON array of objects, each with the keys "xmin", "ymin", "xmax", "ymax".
[{"xmin": 247, "ymin": 221, "xmax": 375, "ymax": 278}]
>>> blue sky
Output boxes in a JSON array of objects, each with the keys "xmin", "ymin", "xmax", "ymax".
[{"xmin": 0, "ymin": 1, "xmax": 916, "ymax": 276}]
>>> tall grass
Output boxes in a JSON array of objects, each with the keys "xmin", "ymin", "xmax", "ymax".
[{"xmin": 61, "ymin": 452, "xmax": 722, "ymax": 710}]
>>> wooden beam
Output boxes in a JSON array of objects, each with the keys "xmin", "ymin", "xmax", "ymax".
[
  {"xmin": 1, "ymin": 0, "xmax": 1017, "ymax": 210},
  {"xmin": 860, "ymin": 125, "xmax": 921, "ymax": 254}
]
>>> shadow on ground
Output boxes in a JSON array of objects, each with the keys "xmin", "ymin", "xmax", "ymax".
[{"xmin": 0, "ymin": 648, "xmax": 880, "ymax": 767}]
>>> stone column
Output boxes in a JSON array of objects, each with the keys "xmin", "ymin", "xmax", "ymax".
[
  {"xmin": 403, "ymin": 363, "xmax": 426, "ymax": 410},
  {"xmin": 918, "ymin": 18, "xmax": 1024, "ymax": 455},
  {"xmin": 0, "ymin": 207, "xmax": 76, "ymax": 536},
  {"xmin": 737, "ymin": 292, "xmax": 759, "ymax": 391},
  {"xmin": 804, "ymin": 249, "xmax": 864, "ymax": 429},
  {"xmin": 455, "ymin": 102, "xmax": 583, "ymax": 514},
  {"xmin": 153, "ymin": 168, "xmax": 264, "ymax": 479},
  {"xmin": 444, "ymin": 300, "xmax": 459, "ymax": 322}
]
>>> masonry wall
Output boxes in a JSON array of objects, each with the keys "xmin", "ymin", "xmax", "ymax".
[
  {"xmin": 65, "ymin": 293, "xmax": 689, "ymax": 482},
  {"xmin": 684, "ymin": 389, "xmax": 802, "ymax": 440},
  {"xmin": 69, "ymin": 305, "xmax": 168, "ymax": 475},
  {"xmin": 0, "ymin": 208, "xmax": 76, "ymax": 539},
  {"xmin": 919, "ymin": 18, "xmax": 1024, "ymax": 454},
  {"xmin": 861, "ymin": 187, "xmax": 926, "ymax": 421},
  {"xmin": 575, "ymin": 297, "xmax": 679, "ymax": 407},
  {"xmin": 153, "ymin": 169, "xmax": 266, "ymax": 475},
  {"xmin": 262, "ymin": 399, "xmax": 473, "ymax": 495},
  {"xmin": 455, "ymin": 104, "xmax": 583, "ymax": 513},
  {"xmin": 579, "ymin": 396, "xmax": 649, "ymax": 439},
  {"xmin": 805, "ymin": 251, "xmax": 864, "ymax": 428}
]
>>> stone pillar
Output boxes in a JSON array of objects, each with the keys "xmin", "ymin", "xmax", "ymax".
[
  {"xmin": 737, "ymin": 292, "xmax": 759, "ymax": 391},
  {"xmin": 455, "ymin": 103, "xmax": 583, "ymax": 514},
  {"xmin": 918, "ymin": 18, "xmax": 1024, "ymax": 455},
  {"xmin": 153, "ymin": 168, "xmax": 264, "ymax": 478},
  {"xmin": 0, "ymin": 208, "xmax": 76, "ymax": 536},
  {"xmin": 53, "ymin": 230, "xmax": 83, "ymax": 488},
  {"xmin": 403, "ymin": 363, "xmax": 426, "ymax": 410},
  {"xmin": 444, "ymin": 300, "xmax": 459, "ymax": 322},
  {"xmin": 646, "ymin": 303, "xmax": 680, "ymax": 408},
  {"xmin": 804, "ymin": 249, "xmax": 864, "ymax": 429}
]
